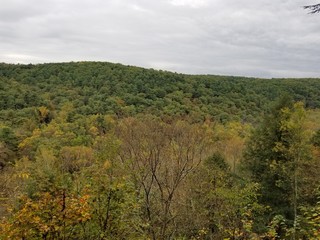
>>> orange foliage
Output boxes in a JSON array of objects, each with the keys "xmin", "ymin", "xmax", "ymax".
[{"xmin": 0, "ymin": 191, "xmax": 91, "ymax": 240}]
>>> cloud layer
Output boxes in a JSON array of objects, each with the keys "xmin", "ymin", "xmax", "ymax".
[{"xmin": 1, "ymin": 0, "xmax": 319, "ymax": 78}]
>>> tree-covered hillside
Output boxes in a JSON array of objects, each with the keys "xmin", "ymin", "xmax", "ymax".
[
  {"xmin": 1, "ymin": 62, "xmax": 320, "ymax": 239},
  {"xmin": 1, "ymin": 62, "xmax": 320, "ymax": 125}
]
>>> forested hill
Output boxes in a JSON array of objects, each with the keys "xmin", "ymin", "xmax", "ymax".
[
  {"xmin": 1, "ymin": 61, "xmax": 320, "ymax": 124},
  {"xmin": 2, "ymin": 61, "xmax": 320, "ymax": 239}
]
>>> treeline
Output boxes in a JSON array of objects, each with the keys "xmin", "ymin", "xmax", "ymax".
[
  {"xmin": 1, "ymin": 62, "xmax": 320, "ymax": 125},
  {"xmin": 0, "ymin": 62, "xmax": 320, "ymax": 239}
]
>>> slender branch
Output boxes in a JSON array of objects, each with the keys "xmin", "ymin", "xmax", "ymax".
[{"xmin": 304, "ymin": 4, "xmax": 320, "ymax": 14}]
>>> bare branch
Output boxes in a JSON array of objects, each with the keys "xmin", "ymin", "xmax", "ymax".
[{"xmin": 304, "ymin": 4, "xmax": 320, "ymax": 14}]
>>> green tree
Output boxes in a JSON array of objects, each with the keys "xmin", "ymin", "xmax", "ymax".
[
  {"xmin": 243, "ymin": 98, "xmax": 311, "ymax": 237},
  {"xmin": 177, "ymin": 152, "xmax": 265, "ymax": 239}
]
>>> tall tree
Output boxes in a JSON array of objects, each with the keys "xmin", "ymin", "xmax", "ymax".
[
  {"xmin": 116, "ymin": 117, "xmax": 212, "ymax": 239},
  {"xmin": 242, "ymin": 97, "xmax": 311, "ymax": 237}
]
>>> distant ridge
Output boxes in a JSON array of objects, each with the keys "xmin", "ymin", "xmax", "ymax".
[{"xmin": 0, "ymin": 61, "xmax": 320, "ymax": 124}]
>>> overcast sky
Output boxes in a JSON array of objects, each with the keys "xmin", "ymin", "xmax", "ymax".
[{"xmin": 1, "ymin": 0, "xmax": 320, "ymax": 78}]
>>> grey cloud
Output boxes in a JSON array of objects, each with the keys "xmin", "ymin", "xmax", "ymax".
[{"xmin": 0, "ymin": 0, "xmax": 319, "ymax": 77}]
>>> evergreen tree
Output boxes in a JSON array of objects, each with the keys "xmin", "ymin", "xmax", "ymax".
[{"xmin": 243, "ymin": 97, "xmax": 311, "ymax": 237}]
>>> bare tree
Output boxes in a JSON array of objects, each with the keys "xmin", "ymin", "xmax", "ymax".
[
  {"xmin": 116, "ymin": 117, "xmax": 213, "ymax": 240},
  {"xmin": 304, "ymin": 3, "xmax": 320, "ymax": 13}
]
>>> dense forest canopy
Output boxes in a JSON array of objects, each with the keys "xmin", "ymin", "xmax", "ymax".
[
  {"xmin": 0, "ymin": 62, "xmax": 320, "ymax": 239},
  {"xmin": 0, "ymin": 62, "xmax": 320, "ymax": 125}
]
